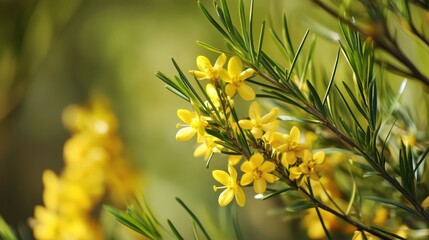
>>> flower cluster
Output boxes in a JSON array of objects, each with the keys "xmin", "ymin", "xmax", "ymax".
[
  {"xmin": 175, "ymin": 54, "xmax": 325, "ymax": 207},
  {"xmin": 30, "ymin": 96, "xmax": 139, "ymax": 239}
]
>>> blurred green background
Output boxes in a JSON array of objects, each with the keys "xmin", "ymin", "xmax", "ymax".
[{"xmin": 0, "ymin": 0, "xmax": 344, "ymax": 238}]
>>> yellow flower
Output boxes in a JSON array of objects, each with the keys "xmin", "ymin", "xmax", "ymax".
[
  {"xmin": 205, "ymin": 83, "xmax": 235, "ymax": 110},
  {"xmin": 32, "ymin": 95, "xmax": 138, "ymax": 240},
  {"xmin": 228, "ymin": 155, "xmax": 242, "ymax": 166},
  {"xmin": 32, "ymin": 206, "xmax": 59, "ymax": 240},
  {"xmin": 212, "ymin": 166, "xmax": 246, "ymax": 207},
  {"xmin": 240, "ymin": 153, "xmax": 278, "ymax": 194},
  {"xmin": 265, "ymin": 126, "xmax": 308, "ymax": 166},
  {"xmin": 190, "ymin": 53, "xmax": 226, "ymax": 81},
  {"xmin": 289, "ymin": 150, "xmax": 325, "ymax": 182},
  {"xmin": 239, "ymin": 102, "xmax": 279, "ymax": 139},
  {"xmin": 176, "ymin": 109, "xmax": 207, "ymax": 142},
  {"xmin": 220, "ymin": 56, "xmax": 255, "ymax": 101},
  {"xmin": 193, "ymin": 135, "xmax": 223, "ymax": 160},
  {"xmin": 62, "ymin": 96, "xmax": 118, "ymax": 135}
]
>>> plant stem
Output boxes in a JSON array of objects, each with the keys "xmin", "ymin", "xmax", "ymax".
[
  {"xmin": 257, "ymin": 71, "xmax": 429, "ymax": 223},
  {"xmin": 298, "ymin": 184, "xmax": 403, "ymax": 240},
  {"xmin": 307, "ymin": 105, "xmax": 429, "ymax": 223}
]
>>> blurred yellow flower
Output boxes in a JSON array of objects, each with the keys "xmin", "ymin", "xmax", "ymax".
[
  {"xmin": 31, "ymin": 95, "xmax": 139, "ymax": 240},
  {"xmin": 213, "ymin": 166, "xmax": 246, "ymax": 207},
  {"xmin": 240, "ymin": 153, "xmax": 278, "ymax": 194},
  {"xmin": 239, "ymin": 102, "xmax": 279, "ymax": 139},
  {"xmin": 190, "ymin": 53, "xmax": 226, "ymax": 81},
  {"xmin": 176, "ymin": 109, "xmax": 207, "ymax": 142},
  {"xmin": 220, "ymin": 56, "xmax": 255, "ymax": 101}
]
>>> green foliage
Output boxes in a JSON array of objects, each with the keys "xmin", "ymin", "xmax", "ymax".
[
  {"xmin": 145, "ymin": 0, "xmax": 429, "ymax": 239},
  {"xmin": 0, "ymin": 216, "xmax": 17, "ymax": 240},
  {"xmin": 105, "ymin": 197, "xmax": 163, "ymax": 240}
]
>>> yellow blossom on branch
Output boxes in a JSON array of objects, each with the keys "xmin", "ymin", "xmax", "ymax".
[
  {"xmin": 239, "ymin": 102, "xmax": 279, "ymax": 139},
  {"xmin": 193, "ymin": 135, "xmax": 223, "ymax": 160},
  {"xmin": 212, "ymin": 165, "xmax": 246, "ymax": 207},
  {"xmin": 289, "ymin": 150, "xmax": 325, "ymax": 182},
  {"xmin": 220, "ymin": 56, "xmax": 256, "ymax": 101},
  {"xmin": 240, "ymin": 153, "xmax": 278, "ymax": 194},
  {"xmin": 190, "ymin": 53, "xmax": 226, "ymax": 81},
  {"xmin": 265, "ymin": 126, "xmax": 308, "ymax": 166},
  {"xmin": 176, "ymin": 109, "xmax": 208, "ymax": 142}
]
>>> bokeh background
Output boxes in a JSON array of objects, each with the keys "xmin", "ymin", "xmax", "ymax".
[{"xmin": 0, "ymin": 0, "xmax": 347, "ymax": 239}]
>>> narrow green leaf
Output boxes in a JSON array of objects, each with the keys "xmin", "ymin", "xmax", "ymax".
[
  {"xmin": 286, "ymin": 29, "xmax": 310, "ymax": 81},
  {"xmin": 299, "ymin": 36, "xmax": 317, "ymax": 82},
  {"xmin": 196, "ymin": 41, "xmax": 226, "ymax": 55},
  {"xmin": 269, "ymin": 28, "xmax": 289, "ymax": 61},
  {"xmin": 307, "ymin": 80, "xmax": 324, "ymax": 115},
  {"xmin": 322, "ymin": 48, "xmax": 341, "ymax": 105},
  {"xmin": 176, "ymin": 197, "xmax": 211, "ymax": 240},
  {"xmin": 285, "ymin": 200, "xmax": 317, "ymax": 212},
  {"xmin": 165, "ymin": 85, "xmax": 190, "ymax": 102},
  {"xmin": 336, "ymin": 84, "xmax": 366, "ymax": 134},
  {"xmin": 342, "ymin": 82, "xmax": 368, "ymax": 118},
  {"xmin": 260, "ymin": 187, "xmax": 294, "ymax": 200},
  {"xmin": 370, "ymin": 82, "xmax": 377, "ymax": 129},
  {"xmin": 198, "ymin": 1, "xmax": 229, "ymax": 38},
  {"xmin": 192, "ymin": 222, "xmax": 201, "ymax": 240},
  {"xmin": 0, "ymin": 216, "xmax": 17, "ymax": 240},
  {"xmin": 414, "ymin": 145, "xmax": 429, "ymax": 173},
  {"xmin": 232, "ymin": 205, "xmax": 243, "ymax": 240},
  {"xmin": 282, "ymin": 15, "xmax": 295, "ymax": 57},
  {"xmin": 168, "ymin": 219, "xmax": 185, "ymax": 240},
  {"xmin": 363, "ymin": 196, "xmax": 420, "ymax": 217},
  {"xmin": 256, "ymin": 21, "xmax": 266, "ymax": 67},
  {"xmin": 248, "ymin": 0, "xmax": 256, "ymax": 62},
  {"xmin": 370, "ymin": 225, "xmax": 407, "ymax": 240}
]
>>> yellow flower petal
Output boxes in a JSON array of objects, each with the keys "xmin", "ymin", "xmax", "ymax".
[
  {"xmin": 193, "ymin": 142, "xmax": 208, "ymax": 158},
  {"xmin": 219, "ymin": 188, "xmax": 235, "ymax": 206},
  {"xmin": 238, "ymin": 119, "xmax": 253, "ymax": 130},
  {"xmin": 249, "ymin": 102, "xmax": 261, "ymax": 120},
  {"xmin": 240, "ymin": 173, "xmax": 254, "ymax": 186},
  {"xmin": 177, "ymin": 109, "xmax": 194, "ymax": 124},
  {"xmin": 228, "ymin": 155, "xmax": 242, "ymax": 166},
  {"xmin": 225, "ymin": 84, "xmax": 236, "ymax": 97},
  {"xmin": 190, "ymin": 70, "xmax": 207, "ymax": 79},
  {"xmin": 237, "ymin": 83, "xmax": 255, "ymax": 101},
  {"xmin": 228, "ymin": 165, "xmax": 238, "ymax": 180},
  {"xmin": 254, "ymin": 178, "xmax": 267, "ymax": 194},
  {"xmin": 228, "ymin": 56, "xmax": 243, "ymax": 77},
  {"xmin": 240, "ymin": 161, "xmax": 254, "ymax": 172},
  {"xmin": 286, "ymin": 151, "xmax": 297, "ymax": 165},
  {"xmin": 175, "ymin": 127, "xmax": 196, "ymax": 141},
  {"xmin": 239, "ymin": 68, "xmax": 255, "ymax": 80},
  {"xmin": 261, "ymin": 107, "xmax": 279, "ymax": 123},
  {"xmin": 313, "ymin": 151, "xmax": 325, "ymax": 164},
  {"xmin": 235, "ymin": 186, "xmax": 246, "ymax": 207},
  {"xmin": 250, "ymin": 153, "xmax": 264, "ymax": 167},
  {"xmin": 251, "ymin": 128, "xmax": 263, "ymax": 139},
  {"xmin": 260, "ymin": 161, "xmax": 276, "ymax": 172},
  {"xmin": 262, "ymin": 172, "xmax": 278, "ymax": 183},
  {"xmin": 196, "ymin": 55, "xmax": 211, "ymax": 71},
  {"xmin": 212, "ymin": 170, "xmax": 230, "ymax": 186},
  {"xmin": 214, "ymin": 53, "xmax": 227, "ymax": 68},
  {"xmin": 290, "ymin": 126, "xmax": 300, "ymax": 143}
]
